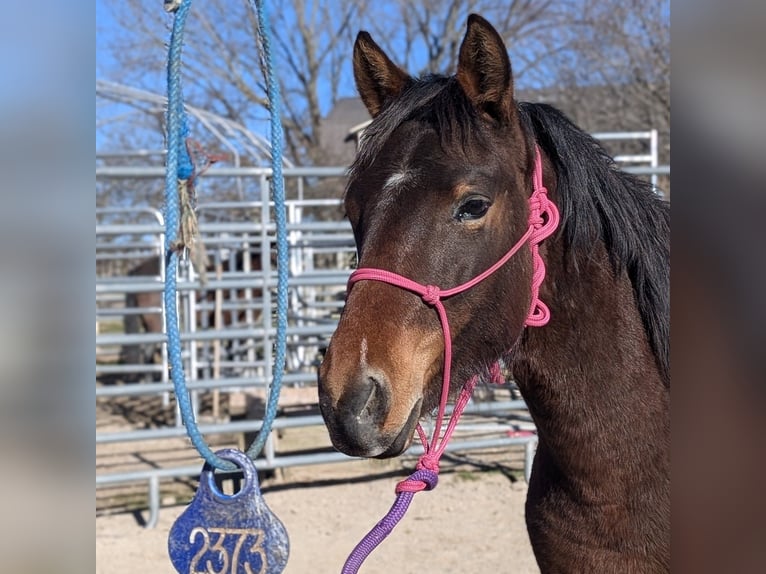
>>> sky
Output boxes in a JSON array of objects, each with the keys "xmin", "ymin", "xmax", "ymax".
[
  {"xmin": 96, "ymin": 0, "xmax": 505, "ymax": 154},
  {"xmin": 96, "ymin": 0, "xmax": 116, "ymax": 72},
  {"xmin": 96, "ymin": 0, "xmax": 358, "ymax": 154},
  {"xmin": 96, "ymin": 0, "xmax": 670, "ymax": 160}
]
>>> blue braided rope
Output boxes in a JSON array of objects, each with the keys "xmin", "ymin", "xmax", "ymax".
[
  {"xmin": 164, "ymin": 0, "xmax": 288, "ymax": 471},
  {"xmin": 165, "ymin": 0, "xmax": 231, "ymax": 471},
  {"xmin": 245, "ymin": 0, "xmax": 289, "ymax": 458}
]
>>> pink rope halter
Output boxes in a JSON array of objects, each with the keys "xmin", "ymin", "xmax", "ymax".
[{"xmin": 341, "ymin": 147, "xmax": 560, "ymax": 573}]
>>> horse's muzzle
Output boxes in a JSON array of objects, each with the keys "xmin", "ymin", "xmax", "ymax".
[{"xmin": 318, "ymin": 366, "xmax": 420, "ymax": 458}]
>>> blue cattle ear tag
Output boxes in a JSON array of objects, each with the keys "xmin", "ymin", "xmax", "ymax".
[{"xmin": 168, "ymin": 448, "xmax": 289, "ymax": 574}]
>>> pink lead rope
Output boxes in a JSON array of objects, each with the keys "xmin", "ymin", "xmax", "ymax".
[{"xmin": 341, "ymin": 147, "xmax": 560, "ymax": 573}]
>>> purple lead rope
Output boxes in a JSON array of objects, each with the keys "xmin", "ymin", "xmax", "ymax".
[{"xmin": 341, "ymin": 470, "xmax": 439, "ymax": 573}]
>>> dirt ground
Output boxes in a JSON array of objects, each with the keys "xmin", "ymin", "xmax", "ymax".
[
  {"xmin": 96, "ymin": 461, "xmax": 539, "ymax": 573},
  {"xmin": 96, "ymin": 386, "xmax": 539, "ymax": 573}
]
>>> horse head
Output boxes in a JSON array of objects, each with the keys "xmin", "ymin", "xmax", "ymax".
[{"xmin": 319, "ymin": 15, "xmax": 541, "ymax": 458}]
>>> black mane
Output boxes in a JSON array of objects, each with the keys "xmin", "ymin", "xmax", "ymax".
[
  {"xmin": 350, "ymin": 78, "xmax": 669, "ymax": 384},
  {"xmin": 519, "ymin": 102, "xmax": 670, "ymax": 384}
]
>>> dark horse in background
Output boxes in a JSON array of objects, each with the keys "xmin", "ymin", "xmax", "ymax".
[
  {"xmin": 121, "ymin": 250, "xmax": 265, "ymax": 380},
  {"xmin": 318, "ymin": 15, "xmax": 669, "ymax": 573},
  {"xmin": 121, "ymin": 255, "xmax": 164, "ymax": 370}
]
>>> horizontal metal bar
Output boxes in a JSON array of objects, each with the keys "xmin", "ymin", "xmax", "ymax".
[
  {"xmin": 96, "ymin": 452, "xmax": 357, "ymax": 485},
  {"xmin": 95, "ymin": 243, "xmax": 162, "ymax": 253},
  {"xmin": 97, "ymin": 364, "xmax": 164, "ymax": 374},
  {"xmin": 96, "ymin": 149, "xmax": 166, "ymax": 158},
  {"xmin": 96, "ymin": 166, "xmax": 349, "ymax": 178},
  {"xmin": 97, "ymin": 414, "xmax": 326, "ymax": 443},
  {"xmin": 198, "ymin": 199, "xmax": 343, "ymax": 210},
  {"xmin": 95, "ymin": 273, "xmax": 351, "ymax": 294},
  {"xmin": 95, "ymin": 220, "xmax": 352, "ymax": 236},
  {"xmin": 612, "ymin": 155, "xmax": 654, "ymax": 163},
  {"xmin": 96, "ymin": 372, "xmax": 315, "ymax": 396},
  {"xmin": 95, "ymin": 434, "xmax": 536, "ymax": 485},
  {"xmin": 624, "ymin": 165, "xmax": 669, "ymax": 175},
  {"xmin": 591, "ymin": 130, "xmax": 655, "ymax": 139},
  {"xmin": 98, "ymin": 307, "xmax": 162, "ymax": 317},
  {"xmin": 96, "ymin": 322, "xmax": 338, "ymax": 346}
]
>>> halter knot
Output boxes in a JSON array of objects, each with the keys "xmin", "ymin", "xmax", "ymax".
[
  {"xmin": 421, "ymin": 285, "xmax": 441, "ymax": 306},
  {"xmin": 395, "ymin": 468, "xmax": 439, "ymax": 493},
  {"xmin": 416, "ymin": 452, "xmax": 441, "ymax": 473},
  {"xmin": 528, "ymin": 196, "xmax": 545, "ymax": 227}
]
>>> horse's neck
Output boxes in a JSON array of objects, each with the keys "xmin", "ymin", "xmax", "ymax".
[{"xmin": 512, "ymin": 241, "xmax": 669, "ymax": 497}]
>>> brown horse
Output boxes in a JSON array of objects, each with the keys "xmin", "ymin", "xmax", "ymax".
[
  {"xmin": 318, "ymin": 15, "xmax": 669, "ymax": 572},
  {"xmin": 121, "ymin": 250, "xmax": 265, "ymax": 380},
  {"xmin": 121, "ymin": 255, "xmax": 164, "ymax": 370}
]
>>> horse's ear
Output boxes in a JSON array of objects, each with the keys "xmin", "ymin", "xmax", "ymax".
[
  {"xmin": 456, "ymin": 14, "xmax": 515, "ymax": 123},
  {"xmin": 353, "ymin": 31, "xmax": 411, "ymax": 118}
]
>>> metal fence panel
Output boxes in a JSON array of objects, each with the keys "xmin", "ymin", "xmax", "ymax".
[{"xmin": 96, "ymin": 160, "xmax": 667, "ymax": 525}]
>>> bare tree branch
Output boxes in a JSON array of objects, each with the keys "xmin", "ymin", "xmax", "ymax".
[{"xmin": 98, "ymin": 0, "xmax": 669, "ymax": 182}]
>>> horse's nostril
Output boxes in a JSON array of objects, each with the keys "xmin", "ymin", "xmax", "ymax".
[
  {"xmin": 336, "ymin": 368, "xmax": 391, "ymax": 425},
  {"xmin": 358, "ymin": 375, "xmax": 382, "ymax": 418},
  {"xmin": 364, "ymin": 373, "xmax": 391, "ymax": 422}
]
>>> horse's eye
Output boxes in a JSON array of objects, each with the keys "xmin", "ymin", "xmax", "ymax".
[{"xmin": 455, "ymin": 197, "xmax": 491, "ymax": 222}]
